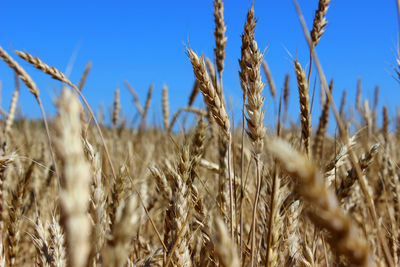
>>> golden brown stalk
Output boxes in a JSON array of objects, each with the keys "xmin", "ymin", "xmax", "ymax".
[
  {"xmin": 5, "ymin": 75, "xmax": 20, "ymax": 136},
  {"xmin": 165, "ymin": 164, "xmax": 192, "ymax": 267},
  {"xmin": 313, "ymin": 79, "xmax": 333, "ymax": 160},
  {"xmin": 267, "ymin": 138, "xmax": 371, "ymax": 266},
  {"xmin": 213, "ymin": 0, "xmax": 227, "ymax": 79},
  {"xmin": 238, "ymin": 4, "xmax": 256, "ymax": 96},
  {"xmin": 283, "ymin": 200, "xmax": 301, "ymax": 265},
  {"xmin": 49, "ymin": 215, "xmax": 66, "ymax": 267},
  {"xmin": 30, "ymin": 217, "xmax": 53, "ymax": 267},
  {"xmin": 292, "ymin": 4, "xmax": 393, "ymax": 262},
  {"xmin": 205, "ymin": 57, "xmax": 219, "ymax": 97},
  {"xmin": 188, "ymin": 80, "xmax": 199, "ymax": 107},
  {"xmin": 238, "ymin": 5, "xmax": 256, "ymax": 262},
  {"xmin": 372, "ymin": 85, "xmax": 379, "ymax": 132},
  {"xmin": 15, "ymin": 49, "xmax": 117, "ymax": 183},
  {"xmin": 102, "ymin": 195, "xmax": 141, "ymax": 267},
  {"xmin": 0, "ymin": 153, "xmax": 15, "ymax": 236},
  {"xmin": 78, "ymin": 61, "xmax": 92, "ymax": 91},
  {"xmin": 310, "ymin": 0, "xmax": 331, "ymax": 47},
  {"xmin": 294, "ymin": 60, "xmax": 311, "ymax": 155},
  {"xmin": 84, "ymin": 140, "xmax": 107, "ymax": 266},
  {"xmin": 168, "ymin": 106, "xmax": 207, "ymax": 132},
  {"xmin": 337, "ymin": 143, "xmax": 379, "ymax": 202},
  {"xmin": 186, "ymin": 48, "xmax": 230, "ymax": 137},
  {"xmin": 245, "ymin": 38, "xmax": 266, "ymax": 267},
  {"xmin": 139, "ymin": 83, "xmax": 154, "ymax": 130},
  {"xmin": 246, "ymin": 40, "xmax": 265, "ymax": 155},
  {"xmin": 16, "ymin": 51, "xmax": 73, "ymax": 87},
  {"xmin": 283, "ymin": 74, "xmax": 290, "ymax": 121},
  {"xmin": 6, "ymin": 162, "xmax": 35, "ymax": 266},
  {"xmin": 112, "ymin": 87, "xmax": 120, "ymax": 127},
  {"xmin": 307, "ymin": 0, "xmax": 330, "ymax": 82},
  {"xmin": 262, "ymin": 60, "xmax": 276, "ymax": 99},
  {"xmin": 123, "ymin": 80, "xmax": 144, "ymax": 115},
  {"xmin": 190, "ymin": 118, "xmax": 207, "ymax": 180},
  {"xmin": 356, "ymin": 78, "xmax": 362, "ymax": 113},
  {"xmin": 265, "ymin": 174, "xmax": 284, "ymax": 267},
  {"xmin": 0, "ymin": 47, "xmax": 39, "ymax": 98},
  {"xmin": 162, "ymin": 85, "xmax": 170, "ymax": 131},
  {"xmin": 54, "ymin": 89, "xmax": 91, "ymax": 267},
  {"xmin": 213, "ymin": 217, "xmax": 240, "ymax": 267},
  {"xmin": 109, "ymin": 166, "xmax": 128, "ymax": 230},
  {"xmin": 339, "ymin": 90, "xmax": 347, "ymax": 119},
  {"xmin": 383, "ymin": 106, "xmax": 389, "ymax": 144},
  {"xmin": 0, "ymin": 47, "xmax": 61, "ymax": 183}
]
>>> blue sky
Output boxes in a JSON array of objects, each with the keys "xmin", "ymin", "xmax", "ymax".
[{"xmin": 0, "ymin": 1, "xmax": 399, "ymax": 130}]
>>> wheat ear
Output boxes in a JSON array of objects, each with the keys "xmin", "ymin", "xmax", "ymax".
[
  {"xmin": 139, "ymin": 83, "xmax": 154, "ymax": 130},
  {"xmin": 112, "ymin": 87, "xmax": 120, "ymax": 127},
  {"xmin": 262, "ymin": 60, "xmax": 276, "ymax": 99},
  {"xmin": 15, "ymin": 50, "xmax": 117, "ymax": 182},
  {"xmin": 162, "ymin": 85, "xmax": 170, "ymax": 131},
  {"xmin": 78, "ymin": 61, "xmax": 92, "ymax": 91},
  {"xmin": 4, "ymin": 74, "xmax": 20, "ymax": 136},
  {"xmin": 187, "ymin": 48, "xmax": 230, "ymax": 136},
  {"xmin": 123, "ymin": 80, "xmax": 144, "ymax": 115},
  {"xmin": 238, "ymin": 5, "xmax": 256, "ymax": 262},
  {"xmin": 0, "ymin": 47, "xmax": 60, "ymax": 182},
  {"xmin": 244, "ymin": 38, "xmax": 266, "ymax": 267},
  {"xmin": 213, "ymin": 0, "xmax": 227, "ymax": 81},
  {"xmin": 292, "ymin": 3, "xmax": 393, "ymax": 263},
  {"xmin": 103, "ymin": 195, "xmax": 141, "ymax": 267},
  {"xmin": 283, "ymin": 74, "xmax": 290, "ymax": 121},
  {"xmin": 213, "ymin": 217, "xmax": 240, "ymax": 267},
  {"xmin": 310, "ymin": 0, "xmax": 331, "ymax": 47},
  {"xmin": 54, "ymin": 89, "xmax": 91, "ymax": 267},
  {"xmin": 313, "ymin": 79, "xmax": 333, "ymax": 160},
  {"xmin": 294, "ymin": 60, "xmax": 311, "ymax": 155},
  {"xmin": 267, "ymin": 138, "xmax": 371, "ymax": 266}
]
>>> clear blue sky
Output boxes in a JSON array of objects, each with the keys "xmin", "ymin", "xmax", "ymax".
[{"xmin": 0, "ymin": 1, "xmax": 399, "ymax": 130}]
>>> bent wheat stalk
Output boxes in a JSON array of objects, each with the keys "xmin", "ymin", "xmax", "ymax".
[{"xmin": 15, "ymin": 50, "xmax": 117, "ymax": 182}]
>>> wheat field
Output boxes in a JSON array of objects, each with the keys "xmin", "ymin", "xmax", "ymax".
[{"xmin": 0, "ymin": 0, "xmax": 399, "ymax": 266}]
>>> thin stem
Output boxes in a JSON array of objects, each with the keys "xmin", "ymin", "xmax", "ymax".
[
  {"xmin": 240, "ymin": 93, "xmax": 246, "ymax": 265},
  {"xmin": 307, "ymin": 46, "xmax": 314, "ymax": 84},
  {"xmin": 37, "ymin": 97, "xmax": 60, "ymax": 185},
  {"xmin": 250, "ymin": 153, "xmax": 262, "ymax": 267},
  {"xmin": 265, "ymin": 163, "xmax": 278, "ymax": 267},
  {"xmin": 227, "ymin": 134, "xmax": 234, "ymax": 239}
]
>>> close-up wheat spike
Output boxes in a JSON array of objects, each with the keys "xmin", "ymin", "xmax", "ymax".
[{"xmin": 294, "ymin": 60, "xmax": 311, "ymax": 155}]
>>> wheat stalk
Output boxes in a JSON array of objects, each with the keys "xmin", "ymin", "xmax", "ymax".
[
  {"xmin": 15, "ymin": 49, "xmax": 117, "ymax": 182},
  {"xmin": 112, "ymin": 87, "xmax": 120, "ymax": 127},
  {"xmin": 261, "ymin": 60, "xmax": 276, "ymax": 99},
  {"xmin": 295, "ymin": 60, "xmax": 311, "ymax": 155},
  {"xmin": 162, "ymin": 85, "xmax": 170, "ymax": 131},
  {"xmin": 78, "ymin": 61, "xmax": 92, "ymax": 91},
  {"xmin": 54, "ymin": 89, "xmax": 91, "ymax": 267},
  {"xmin": 267, "ymin": 138, "xmax": 371, "ymax": 266}
]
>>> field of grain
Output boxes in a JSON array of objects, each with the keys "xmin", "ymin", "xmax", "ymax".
[{"xmin": 0, "ymin": 0, "xmax": 399, "ymax": 266}]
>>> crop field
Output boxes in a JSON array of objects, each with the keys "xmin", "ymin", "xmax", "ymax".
[{"xmin": 0, "ymin": 0, "xmax": 399, "ymax": 266}]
